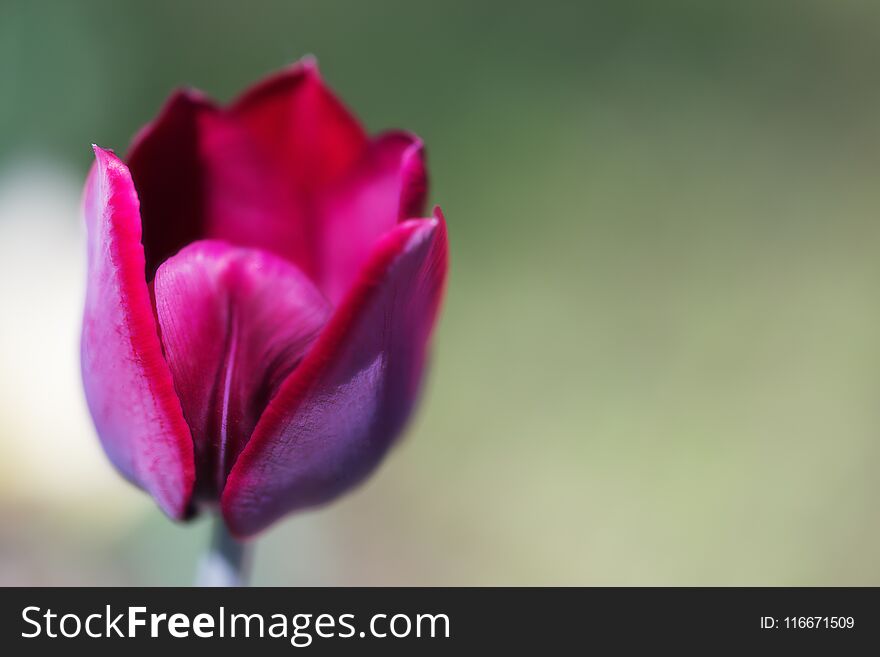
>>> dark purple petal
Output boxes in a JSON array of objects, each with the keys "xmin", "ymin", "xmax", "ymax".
[{"xmin": 222, "ymin": 209, "xmax": 448, "ymax": 537}]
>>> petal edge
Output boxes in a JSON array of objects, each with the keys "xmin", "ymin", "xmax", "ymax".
[
  {"xmin": 222, "ymin": 209, "xmax": 448, "ymax": 536},
  {"xmin": 82, "ymin": 146, "xmax": 195, "ymax": 518}
]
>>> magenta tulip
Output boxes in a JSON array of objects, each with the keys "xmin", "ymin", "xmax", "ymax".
[{"xmin": 81, "ymin": 59, "xmax": 448, "ymax": 538}]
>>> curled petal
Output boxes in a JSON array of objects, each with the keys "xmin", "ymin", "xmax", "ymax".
[
  {"xmin": 127, "ymin": 90, "xmax": 220, "ymax": 276},
  {"xmin": 320, "ymin": 131, "xmax": 428, "ymax": 304},
  {"xmin": 81, "ymin": 147, "xmax": 194, "ymax": 518},
  {"xmin": 153, "ymin": 240, "xmax": 331, "ymax": 502},
  {"xmin": 222, "ymin": 209, "xmax": 448, "ymax": 537}
]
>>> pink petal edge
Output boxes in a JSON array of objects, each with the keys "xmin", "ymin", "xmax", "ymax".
[{"xmin": 82, "ymin": 146, "xmax": 195, "ymax": 518}]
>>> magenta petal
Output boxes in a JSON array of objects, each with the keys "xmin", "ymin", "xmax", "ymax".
[
  {"xmin": 81, "ymin": 147, "xmax": 195, "ymax": 518},
  {"xmin": 221, "ymin": 209, "xmax": 448, "ymax": 537},
  {"xmin": 319, "ymin": 131, "xmax": 428, "ymax": 304},
  {"xmin": 153, "ymin": 240, "xmax": 331, "ymax": 501}
]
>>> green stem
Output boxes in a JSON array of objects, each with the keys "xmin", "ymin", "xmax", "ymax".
[{"xmin": 194, "ymin": 515, "xmax": 250, "ymax": 586}]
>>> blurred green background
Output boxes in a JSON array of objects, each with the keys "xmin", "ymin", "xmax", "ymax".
[{"xmin": 3, "ymin": 0, "xmax": 880, "ymax": 585}]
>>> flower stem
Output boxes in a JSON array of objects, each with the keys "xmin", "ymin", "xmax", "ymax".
[{"xmin": 194, "ymin": 515, "xmax": 250, "ymax": 586}]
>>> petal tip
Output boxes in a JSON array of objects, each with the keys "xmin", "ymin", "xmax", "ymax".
[
  {"xmin": 402, "ymin": 133, "xmax": 426, "ymax": 167},
  {"xmin": 163, "ymin": 86, "xmax": 217, "ymax": 114},
  {"xmin": 176, "ymin": 86, "xmax": 211, "ymax": 103},
  {"xmin": 90, "ymin": 145, "xmax": 127, "ymax": 176},
  {"xmin": 297, "ymin": 53, "xmax": 320, "ymax": 74},
  {"xmin": 377, "ymin": 130, "xmax": 424, "ymax": 156},
  {"xmin": 405, "ymin": 131, "xmax": 425, "ymax": 152},
  {"xmin": 127, "ymin": 87, "xmax": 217, "ymax": 158},
  {"xmin": 231, "ymin": 57, "xmax": 319, "ymax": 112}
]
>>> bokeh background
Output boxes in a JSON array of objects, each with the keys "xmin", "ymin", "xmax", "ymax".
[{"xmin": 3, "ymin": 0, "xmax": 880, "ymax": 585}]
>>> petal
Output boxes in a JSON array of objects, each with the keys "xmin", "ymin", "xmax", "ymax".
[
  {"xmin": 81, "ymin": 147, "xmax": 195, "ymax": 518},
  {"xmin": 231, "ymin": 57, "xmax": 367, "ymax": 193},
  {"xmin": 127, "ymin": 58, "xmax": 373, "ymax": 285},
  {"xmin": 319, "ymin": 131, "xmax": 428, "ymax": 304},
  {"xmin": 223, "ymin": 58, "xmax": 369, "ymax": 281},
  {"xmin": 153, "ymin": 240, "xmax": 331, "ymax": 502},
  {"xmin": 221, "ymin": 209, "xmax": 448, "ymax": 537},
  {"xmin": 126, "ymin": 89, "xmax": 220, "ymax": 277}
]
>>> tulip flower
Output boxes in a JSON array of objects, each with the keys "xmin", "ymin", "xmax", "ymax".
[{"xmin": 81, "ymin": 58, "xmax": 448, "ymax": 559}]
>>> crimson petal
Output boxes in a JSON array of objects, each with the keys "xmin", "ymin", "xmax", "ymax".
[
  {"xmin": 226, "ymin": 59, "xmax": 368, "ymax": 281},
  {"xmin": 221, "ymin": 210, "xmax": 448, "ymax": 537},
  {"xmin": 127, "ymin": 59, "xmax": 374, "ymax": 286},
  {"xmin": 126, "ymin": 90, "xmax": 220, "ymax": 277}
]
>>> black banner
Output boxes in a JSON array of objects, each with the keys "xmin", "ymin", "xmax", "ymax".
[{"xmin": 1, "ymin": 588, "xmax": 876, "ymax": 653}]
